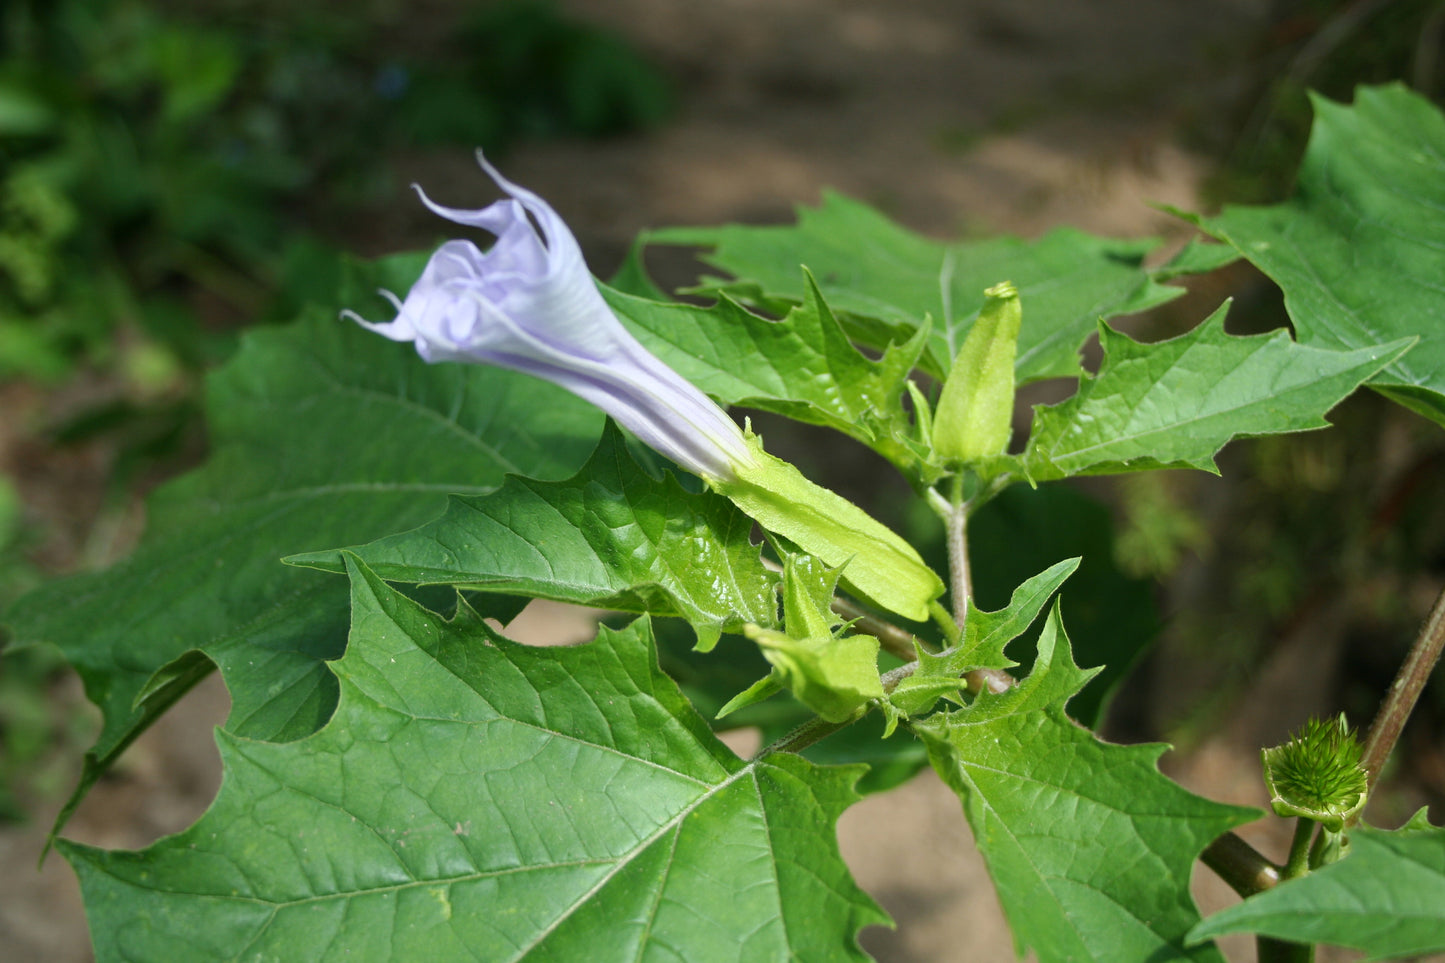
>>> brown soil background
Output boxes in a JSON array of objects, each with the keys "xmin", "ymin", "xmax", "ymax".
[{"xmin": 4, "ymin": 1, "xmax": 1443, "ymax": 960}]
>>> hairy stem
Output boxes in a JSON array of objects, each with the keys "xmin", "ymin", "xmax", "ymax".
[
  {"xmin": 757, "ymin": 714, "xmax": 851, "ymax": 758},
  {"xmin": 1358, "ymin": 580, "xmax": 1445, "ymax": 799},
  {"xmin": 966, "ymin": 666, "xmax": 1017, "ymax": 695},
  {"xmin": 929, "ymin": 600, "xmax": 963, "ymax": 646},
  {"xmin": 940, "ymin": 482, "xmax": 1015, "ymax": 695},
  {"xmin": 832, "ymin": 594, "xmax": 923, "ymax": 662},
  {"xmin": 1200, "ymin": 831, "xmax": 1280, "ymax": 899},
  {"xmin": 945, "ymin": 483, "xmax": 973, "ymax": 626}
]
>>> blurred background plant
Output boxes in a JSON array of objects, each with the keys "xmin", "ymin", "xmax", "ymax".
[{"xmin": 1199, "ymin": 0, "xmax": 1445, "ymax": 203}]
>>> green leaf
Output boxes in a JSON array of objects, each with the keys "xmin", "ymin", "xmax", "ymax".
[
  {"xmin": 1190, "ymin": 83, "xmax": 1445, "ymax": 426},
  {"xmin": 889, "ymin": 558, "xmax": 1079, "ymax": 718},
  {"xmin": 288, "ymin": 422, "xmax": 778, "ymax": 651},
  {"xmin": 913, "ymin": 604, "xmax": 1259, "ymax": 963},
  {"xmin": 960, "ymin": 557, "xmax": 1080, "ymax": 667},
  {"xmin": 745, "ymin": 624, "xmax": 882, "ymax": 723},
  {"xmin": 2, "ymin": 260, "xmax": 603, "ymax": 821},
  {"xmin": 1151, "ymin": 237, "xmax": 1241, "ymax": 282},
  {"xmin": 648, "ymin": 195, "xmax": 1185, "ymax": 382},
  {"xmin": 1188, "ymin": 815, "xmax": 1445, "ymax": 959},
  {"xmin": 967, "ymin": 482, "xmax": 1158, "ymax": 726},
  {"xmin": 1019, "ymin": 303, "xmax": 1412, "ymax": 481},
  {"xmin": 604, "ymin": 273, "xmax": 929, "ymax": 477},
  {"xmin": 60, "ymin": 558, "xmax": 887, "ymax": 962}
]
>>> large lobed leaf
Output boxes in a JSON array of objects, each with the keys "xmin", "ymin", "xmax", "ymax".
[
  {"xmin": 1017, "ymin": 303, "xmax": 1411, "ymax": 481},
  {"xmin": 1191, "ymin": 83, "xmax": 1445, "ymax": 426},
  {"xmin": 913, "ymin": 605, "xmax": 1258, "ymax": 963},
  {"xmin": 61, "ymin": 558, "xmax": 887, "ymax": 962},
  {"xmin": 648, "ymin": 194, "xmax": 1185, "ymax": 383},
  {"xmin": 1188, "ymin": 813, "xmax": 1445, "ymax": 959},
  {"xmin": 3, "ymin": 278, "xmax": 604, "ymax": 827},
  {"xmin": 289, "ymin": 423, "xmax": 779, "ymax": 651}
]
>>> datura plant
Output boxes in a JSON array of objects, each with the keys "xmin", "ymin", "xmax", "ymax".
[{"xmin": 6, "ymin": 84, "xmax": 1445, "ymax": 962}]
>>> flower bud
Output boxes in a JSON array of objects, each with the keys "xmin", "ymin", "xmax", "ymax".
[{"xmin": 932, "ymin": 281, "xmax": 1021, "ymax": 464}]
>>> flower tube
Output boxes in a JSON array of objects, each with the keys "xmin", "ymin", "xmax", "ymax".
[{"xmin": 345, "ymin": 153, "xmax": 755, "ymax": 483}]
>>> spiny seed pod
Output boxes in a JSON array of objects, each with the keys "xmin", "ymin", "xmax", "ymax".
[{"xmin": 1261, "ymin": 714, "xmax": 1368, "ymax": 831}]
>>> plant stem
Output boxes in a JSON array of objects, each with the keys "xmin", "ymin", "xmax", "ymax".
[
  {"xmin": 1210, "ymin": 555, "xmax": 1445, "ymax": 958},
  {"xmin": 880, "ymin": 661, "xmax": 920, "ymax": 691},
  {"xmin": 1282, "ymin": 817, "xmax": 1315, "ymax": 880},
  {"xmin": 1357, "ymin": 580, "xmax": 1445, "ymax": 800},
  {"xmin": 1256, "ymin": 821, "xmax": 1319, "ymax": 962},
  {"xmin": 1200, "ymin": 831, "xmax": 1280, "ymax": 898},
  {"xmin": 939, "ymin": 479, "xmax": 1015, "ymax": 695},
  {"xmin": 929, "ymin": 600, "xmax": 963, "ymax": 645},
  {"xmin": 966, "ymin": 666, "xmax": 1017, "ymax": 695},
  {"xmin": 832, "ymin": 594, "xmax": 923, "ymax": 662},
  {"xmin": 764, "ymin": 550, "xmax": 937, "ymax": 663},
  {"xmin": 757, "ymin": 714, "xmax": 851, "ymax": 758},
  {"xmin": 1307, "ymin": 826, "xmax": 1343, "ymax": 869},
  {"xmin": 752, "ymin": 662, "xmax": 919, "ymax": 760},
  {"xmin": 945, "ymin": 478, "xmax": 973, "ymax": 627}
]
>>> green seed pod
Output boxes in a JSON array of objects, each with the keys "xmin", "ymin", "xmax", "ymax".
[
  {"xmin": 1261, "ymin": 714, "xmax": 1368, "ymax": 831},
  {"xmin": 932, "ymin": 281, "xmax": 1022, "ymax": 464}
]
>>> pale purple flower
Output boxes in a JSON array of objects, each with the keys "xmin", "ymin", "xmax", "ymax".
[{"xmin": 346, "ymin": 153, "xmax": 755, "ymax": 482}]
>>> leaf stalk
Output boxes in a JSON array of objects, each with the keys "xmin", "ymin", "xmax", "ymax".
[
  {"xmin": 1282, "ymin": 817, "xmax": 1315, "ymax": 881},
  {"xmin": 831, "ymin": 593, "xmax": 926, "ymax": 662},
  {"xmin": 1200, "ymin": 831, "xmax": 1280, "ymax": 898}
]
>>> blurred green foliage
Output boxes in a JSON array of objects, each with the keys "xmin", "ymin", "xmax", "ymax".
[
  {"xmin": 0, "ymin": 475, "xmax": 87, "ymax": 823},
  {"xmin": 0, "ymin": 0, "xmax": 672, "ymax": 384},
  {"xmin": 398, "ymin": 1, "xmax": 673, "ymax": 147}
]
